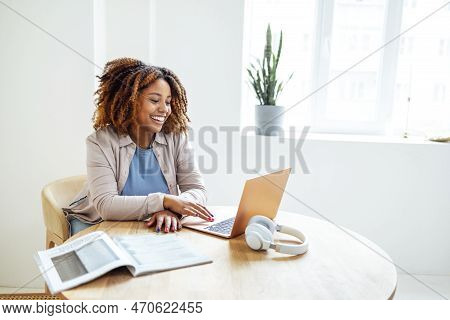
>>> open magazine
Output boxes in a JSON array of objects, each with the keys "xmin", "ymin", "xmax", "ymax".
[{"xmin": 34, "ymin": 231, "xmax": 212, "ymax": 295}]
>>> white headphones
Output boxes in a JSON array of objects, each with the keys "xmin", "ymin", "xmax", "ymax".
[{"xmin": 245, "ymin": 215, "xmax": 309, "ymax": 255}]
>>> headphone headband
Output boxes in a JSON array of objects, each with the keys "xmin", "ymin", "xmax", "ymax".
[{"xmin": 275, "ymin": 224, "xmax": 309, "ymax": 255}]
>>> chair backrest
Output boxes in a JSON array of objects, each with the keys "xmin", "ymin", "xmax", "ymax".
[{"xmin": 41, "ymin": 175, "xmax": 86, "ymax": 246}]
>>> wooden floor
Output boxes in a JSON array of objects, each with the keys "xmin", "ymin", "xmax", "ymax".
[{"xmin": 0, "ymin": 287, "xmax": 42, "ymax": 294}]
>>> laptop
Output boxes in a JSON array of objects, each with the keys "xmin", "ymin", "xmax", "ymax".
[{"xmin": 181, "ymin": 168, "xmax": 291, "ymax": 239}]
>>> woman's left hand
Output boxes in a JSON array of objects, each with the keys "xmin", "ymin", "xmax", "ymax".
[{"xmin": 146, "ymin": 210, "xmax": 182, "ymax": 233}]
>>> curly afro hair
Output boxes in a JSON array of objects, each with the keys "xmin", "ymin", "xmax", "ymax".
[{"xmin": 92, "ymin": 57, "xmax": 190, "ymax": 136}]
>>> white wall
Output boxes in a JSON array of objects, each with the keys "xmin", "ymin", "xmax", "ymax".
[
  {"xmin": 152, "ymin": 0, "xmax": 245, "ymax": 128},
  {"xmin": 0, "ymin": 0, "xmax": 449, "ymax": 290},
  {"xmin": 104, "ymin": 0, "xmax": 151, "ymax": 64},
  {"xmin": 0, "ymin": 0, "xmax": 95, "ymax": 288}
]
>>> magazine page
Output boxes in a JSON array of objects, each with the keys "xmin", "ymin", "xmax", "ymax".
[
  {"xmin": 34, "ymin": 231, "xmax": 133, "ymax": 295},
  {"xmin": 112, "ymin": 234, "xmax": 213, "ymax": 276}
]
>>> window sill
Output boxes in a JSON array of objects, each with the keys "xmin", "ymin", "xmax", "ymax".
[
  {"xmin": 303, "ymin": 133, "xmax": 441, "ymax": 145},
  {"xmin": 242, "ymin": 130, "xmax": 449, "ymax": 146}
]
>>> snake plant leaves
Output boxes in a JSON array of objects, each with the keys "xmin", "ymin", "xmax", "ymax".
[{"xmin": 247, "ymin": 24, "xmax": 293, "ymax": 106}]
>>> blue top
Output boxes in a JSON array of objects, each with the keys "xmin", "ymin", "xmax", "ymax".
[{"xmin": 120, "ymin": 146, "xmax": 170, "ymax": 196}]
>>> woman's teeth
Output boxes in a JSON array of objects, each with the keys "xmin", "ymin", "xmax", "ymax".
[{"xmin": 150, "ymin": 115, "xmax": 165, "ymax": 123}]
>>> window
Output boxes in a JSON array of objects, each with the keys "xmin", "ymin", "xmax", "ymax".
[
  {"xmin": 391, "ymin": 0, "xmax": 450, "ymax": 136},
  {"xmin": 243, "ymin": 0, "xmax": 450, "ymax": 136}
]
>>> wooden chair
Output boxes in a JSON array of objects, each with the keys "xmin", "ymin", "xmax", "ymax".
[
  {"xmin": 41, "ymin": 175, "xmax": 86, "ymax": 295},
  {"xmin": 41, "ymin": 175, "xmax": 86, "ymax": 249}
]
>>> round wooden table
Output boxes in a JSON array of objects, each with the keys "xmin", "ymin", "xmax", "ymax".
[{"xmin": 61, "ymin": 206, "xmax": 397, "ymax": 299}]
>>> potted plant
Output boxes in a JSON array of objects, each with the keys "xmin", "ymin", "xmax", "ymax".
[{"xmin": 247, "ymin": 24, "xmax": 293, "ymax": 136}]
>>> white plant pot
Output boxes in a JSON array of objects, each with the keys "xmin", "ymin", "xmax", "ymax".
[{"xmin": 255, "ymin": 105, "xmax": 284, "ymax": 136}]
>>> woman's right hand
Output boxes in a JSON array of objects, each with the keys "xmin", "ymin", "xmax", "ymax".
[
  {"xmin": 146, "ymin": 210, "xmax": 182, "ymax": 233},
  {"xmin": 163, "ymin": 195, "xmax": 214, "ymax": 222}
]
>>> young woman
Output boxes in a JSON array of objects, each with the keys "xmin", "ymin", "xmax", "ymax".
[{"xmin": 63, "ymin": 58, "xmax": 213, "ymax": 236}]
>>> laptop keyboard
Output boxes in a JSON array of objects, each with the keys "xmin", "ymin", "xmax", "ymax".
[{"xmin": 205, "ymin": 217, "xmax": 235, "ymax": 235}]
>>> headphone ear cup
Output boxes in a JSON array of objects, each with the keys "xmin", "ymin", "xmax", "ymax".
[
  {"xmin": 245, "ymin": 230, "xmax": 264, "ymax": 250},
  {"xmin": 245, "ymin": 223, "xmax": 273, "ymax": 251},
  {"xmin": 247, "ymin": 215, "xmax": 276, "ymax": 234}
]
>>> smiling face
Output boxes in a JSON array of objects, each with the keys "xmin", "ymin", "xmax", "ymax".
[
  {"xmin": 135, "ymin": 78, "xmax": 172, "ymax": 134},
  {"xmin": 94, "ymin": 60, "xmax": 190, "ymax": 137}
]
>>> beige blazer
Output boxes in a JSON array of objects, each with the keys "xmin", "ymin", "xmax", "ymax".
[{"xmin": 62, "ymin": 125, "xmax": 207, "ymax": 224}]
